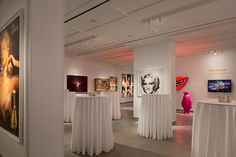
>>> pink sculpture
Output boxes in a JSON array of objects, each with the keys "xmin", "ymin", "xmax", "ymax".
[{"xmin": 182, "ymin": 91, "xmax": 192, "ymax": 114}]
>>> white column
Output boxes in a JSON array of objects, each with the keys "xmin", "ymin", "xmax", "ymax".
[
  {"xmin": 28, "ymin": 0, "xmax": 64, "ymax": 157},
  {"xmin": 133, "ymin": 40, "xmax": 176, "ymax": 121},
  {"xmin": 169, "ymin": 41, "xmax": 176, "ymax": 122}
]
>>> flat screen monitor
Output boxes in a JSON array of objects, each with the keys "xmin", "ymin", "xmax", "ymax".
[
  {"xmin": 208, "ymin": 80, "xmax": 232, "ymax": 92},
  {"xmin": 67, "ymin": 75, "xmax": 88, "ymax": 92}
]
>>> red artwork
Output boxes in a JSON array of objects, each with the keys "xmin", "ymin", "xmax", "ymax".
[
  {"xmin": 176, "ymin": 77, "xmax": 188, "ymax": 91},
  {"xmin": 182, "ymin": 91, "xmax": 192, "ymax": 114}
]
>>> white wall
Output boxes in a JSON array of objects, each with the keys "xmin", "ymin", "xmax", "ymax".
[
  {"xmin": 133, "ymin": 40, "xmax": 176, "ymax": 121},
  {"xmin": 0, "ymin": 0, "xmax": 27, "ymax": 156},
  {"xmin": 64, "ymin": 56, "xmax": 133, "ymax": 103},
  {"xmin": 0, "ymin": 1, "xmax": 64, "ymax": 157},
  {"xmin": 176, "ymin": 48, "xmax": 236, "ymax": 109}
]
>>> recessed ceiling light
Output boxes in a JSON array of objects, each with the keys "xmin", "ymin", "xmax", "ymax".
[{"xmin": 90, "ymin": 19, "xmax": 97, "ymax": 23}]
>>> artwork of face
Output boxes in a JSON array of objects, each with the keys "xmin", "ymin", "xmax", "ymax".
[
  {"xmin": 176, "ymin": 77, "xmax": 188, "ymax": 91},
  {"xmin": 0, "ymin": 15, "xmax": 20, "ymax": 138},
  {"xmin": 138, "ymin": 69, "xmax": 162, "ymax": 96},
  {"xmin": 141, "ymin": 74, "xmax": 160, "ymax": 94},
  {"xmin": 121, "ymin": 73, "xmax": 133, "ymax": 97},
  {"xmin": 109, "ymin": 76, "xmax": 117, "ymax": 91}
]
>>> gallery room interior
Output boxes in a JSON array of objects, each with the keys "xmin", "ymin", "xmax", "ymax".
[{"xmin": 0, "ymin": 0, "xmax": 236, "ymax": 157}]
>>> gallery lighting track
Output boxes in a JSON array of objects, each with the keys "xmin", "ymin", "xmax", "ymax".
[
  {"xmin": 142, "ymin": 0, "xmax": 217, "ymax": 25},
  {"xmin": 64, "ymin": 35, "xmax": 97, "ymax": 47},
  {"xmin": 66, "ymin": 16, "xmax": 236, "ymax": 56},
  {"xmin": 64, "ymin": 0, "xmax": 111, "ymax": 23}
]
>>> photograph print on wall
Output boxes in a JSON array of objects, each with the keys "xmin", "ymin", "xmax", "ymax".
[
  {"xmin": 121, "ymin": 73, "xmax": 133, "ymax": 97},
  {"xmin": 67, "ymin": 75, "xmax": 88, "ymax": 92},
  {"xmin": 0, "ymin": 10, "xmax": 24, "ymax": 143},
  {"xmin": 138, "ymin": 69, "xmax": 163, "ymax": 96},
  {"xmin": 109, "ymin": 76, "xmax": 118, "ymax": 91}
]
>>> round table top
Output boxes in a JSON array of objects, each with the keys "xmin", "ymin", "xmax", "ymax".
[
  {"xmin": 197, "ymin": 99, "xmax": 236, "ymax": 106},
  {"xmin": 76, "ymin": 94, "xmax": 108, "ymax": 99}
]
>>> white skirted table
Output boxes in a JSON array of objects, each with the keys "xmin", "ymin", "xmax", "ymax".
[
  {"xmin": 64, "ymin": 90, "xmax": 76, "ymax": 123},
  {"xmin": 71, "ymin": 95, "xmax": 114, "ymax": 156},
  {"xmin": 191, "ymin": 99, "xmax": 236, "ymax": 157},
  {"xmin": 101, "ymin": 91, "xmax": 121, "ymax": 120},
  {"xmin": 138, "ymin": 94, "xmax": 173, "ymax": 140}
]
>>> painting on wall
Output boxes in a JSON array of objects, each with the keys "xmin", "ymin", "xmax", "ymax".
[
  {"xmin": 138, "ymin": 69, "xmax": 163, "ymax": 96},
  {"xmin": 95, "ymin": 78, "xmax": 110, "ymax": 92},
  {"xmin": 121, "ymin": 74, "xmax": 133, "ymax": 97},
  {"xmin": 176, "ymin": 77, "xmax": 188, "ymax": 91},
  {"xmin": 0, "ymin": 10, "xmax": 24, "ymax": 143},
  {"xmin": 109, "ymin": 76, "xmax": 118, "ymax": 91},
  {"xmin": 67, "ymin": 75, "xmax": 88, "ymax": 92}
]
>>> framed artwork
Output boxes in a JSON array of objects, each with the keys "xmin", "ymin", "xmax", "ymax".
[
  {"xmin": 138, "ymin": 69, "xmax": 163, "ymax": 96},
  {"xmin": 176, "ymin": 77, "xmax": 188, "ymax": 91},
  {"xmin": 109, "ymin": 76, "xmax": 117, "ymax": 91},
  {"xmin": 0, "ymin": 9, "xmax": 24, "ymax": 143},
  {"xmin": 67, "ymin": 75, "xmax": 88, "ymax": 92},
  {"xmin": 95, "ymin": 78, "xmax": 110, "ymax": 91},
  {"xmin": 121, "ymin": 73, "xmax": 133, "ymax": 98}
]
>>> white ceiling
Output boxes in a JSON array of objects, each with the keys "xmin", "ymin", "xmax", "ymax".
[{"xmin": 64, "ymin": 0, "xmax": 236, "ymax": 65}]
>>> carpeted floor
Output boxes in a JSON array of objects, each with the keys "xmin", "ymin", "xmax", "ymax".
[{"xmin": 64, "ymin": 103, "xmax": 192, "ymax": 157}]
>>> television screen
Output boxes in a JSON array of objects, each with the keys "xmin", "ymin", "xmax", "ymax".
[
  {"xmin": 67, "ymin": 75, "xmax": 88, "ymax": 92},
  {"xmin": 208, "ymin": 80, "xmax": 232, "ymax": 92}
]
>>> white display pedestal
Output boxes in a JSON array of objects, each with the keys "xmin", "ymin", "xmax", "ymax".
[
  {"xmin": 192, "ymin": 99, "xmax": 236, "ymax": 157},
  {"xmin": 138, "ymin": 94, "xmax": 173, "ymax": 140},
  {"xmin": 71, "ymin": 95, "xmax": 114, "ymax": 156},
  {"xmin": 64, "ymin": 90, "xmax": 76, "ymax": 123},
  {"xmin": 101, "ymin": 91, "xmax": 121, "ymax": 120}
]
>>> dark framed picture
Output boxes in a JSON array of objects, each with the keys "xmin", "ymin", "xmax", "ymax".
[
  {"xmin": 0, "ymin": 9, "xmax": 24, "ymax": 143},
  {"xmin": 95, "ymin": 78, "xmax": 110, "ymax": 92},
  {"xmin": 67, "ymin": 75, "xmax": 88, "ymax": 92}
]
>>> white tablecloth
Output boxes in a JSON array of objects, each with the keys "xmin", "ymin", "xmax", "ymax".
[
  {"xmin": 191, "ymin": 99, "xmax": 236, "ymax": 157},
  {"xmin": 101, "ymin": 91, "xmax": 121, "ymax": 120},
  {"xmin": 71, "ymin": 95, "xmax": 114, "ymax": 156},
  {"xmin": 138, "ymin": 94, "xmax": 173, "ymax": 140},
  {"xmin": 64, "ymin": 90, "xmax": 76, "ymax": 123}
]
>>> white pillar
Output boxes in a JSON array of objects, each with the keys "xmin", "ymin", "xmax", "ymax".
[
  {"xmin": 28, "ymin": 0, "xmax": 64, "ymax": 157},
  {"xmin": 169, "ymin": 41, "xmax": 176, "ymax": 122}
]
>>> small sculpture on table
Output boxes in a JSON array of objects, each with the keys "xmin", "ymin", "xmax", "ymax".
[{"xmin": 182, "ymin": 91, "xmax": 192, "ymax": 114}]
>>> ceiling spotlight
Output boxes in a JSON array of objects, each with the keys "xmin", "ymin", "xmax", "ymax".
[
  {"xmin": 157, "ymin": 16, "xmax": 162, "ymax": 22},
  {"xmin": 64, "ymin": 36, "xmax": 96, "ymax": 47},
  {"xmin": 90, "ymin": 19, "xmax": 97, "ymax": 23},
  {"xmin": 142, "ymin": 14, "xmax": 163, "ymax": 25}
]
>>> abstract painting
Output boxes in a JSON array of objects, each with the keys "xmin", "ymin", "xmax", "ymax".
[{"xmin": 67, "ymin": 75, "xmax": 88, "ymax": 92}]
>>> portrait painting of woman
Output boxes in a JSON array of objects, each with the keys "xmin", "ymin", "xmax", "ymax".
[
  {"xmin": 0, "ymin": 15, "xmax": 21, "ymax": 137},
  {"xmin": 138, "ymin": 69, "xmax": 163, "ymax": 96}
]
